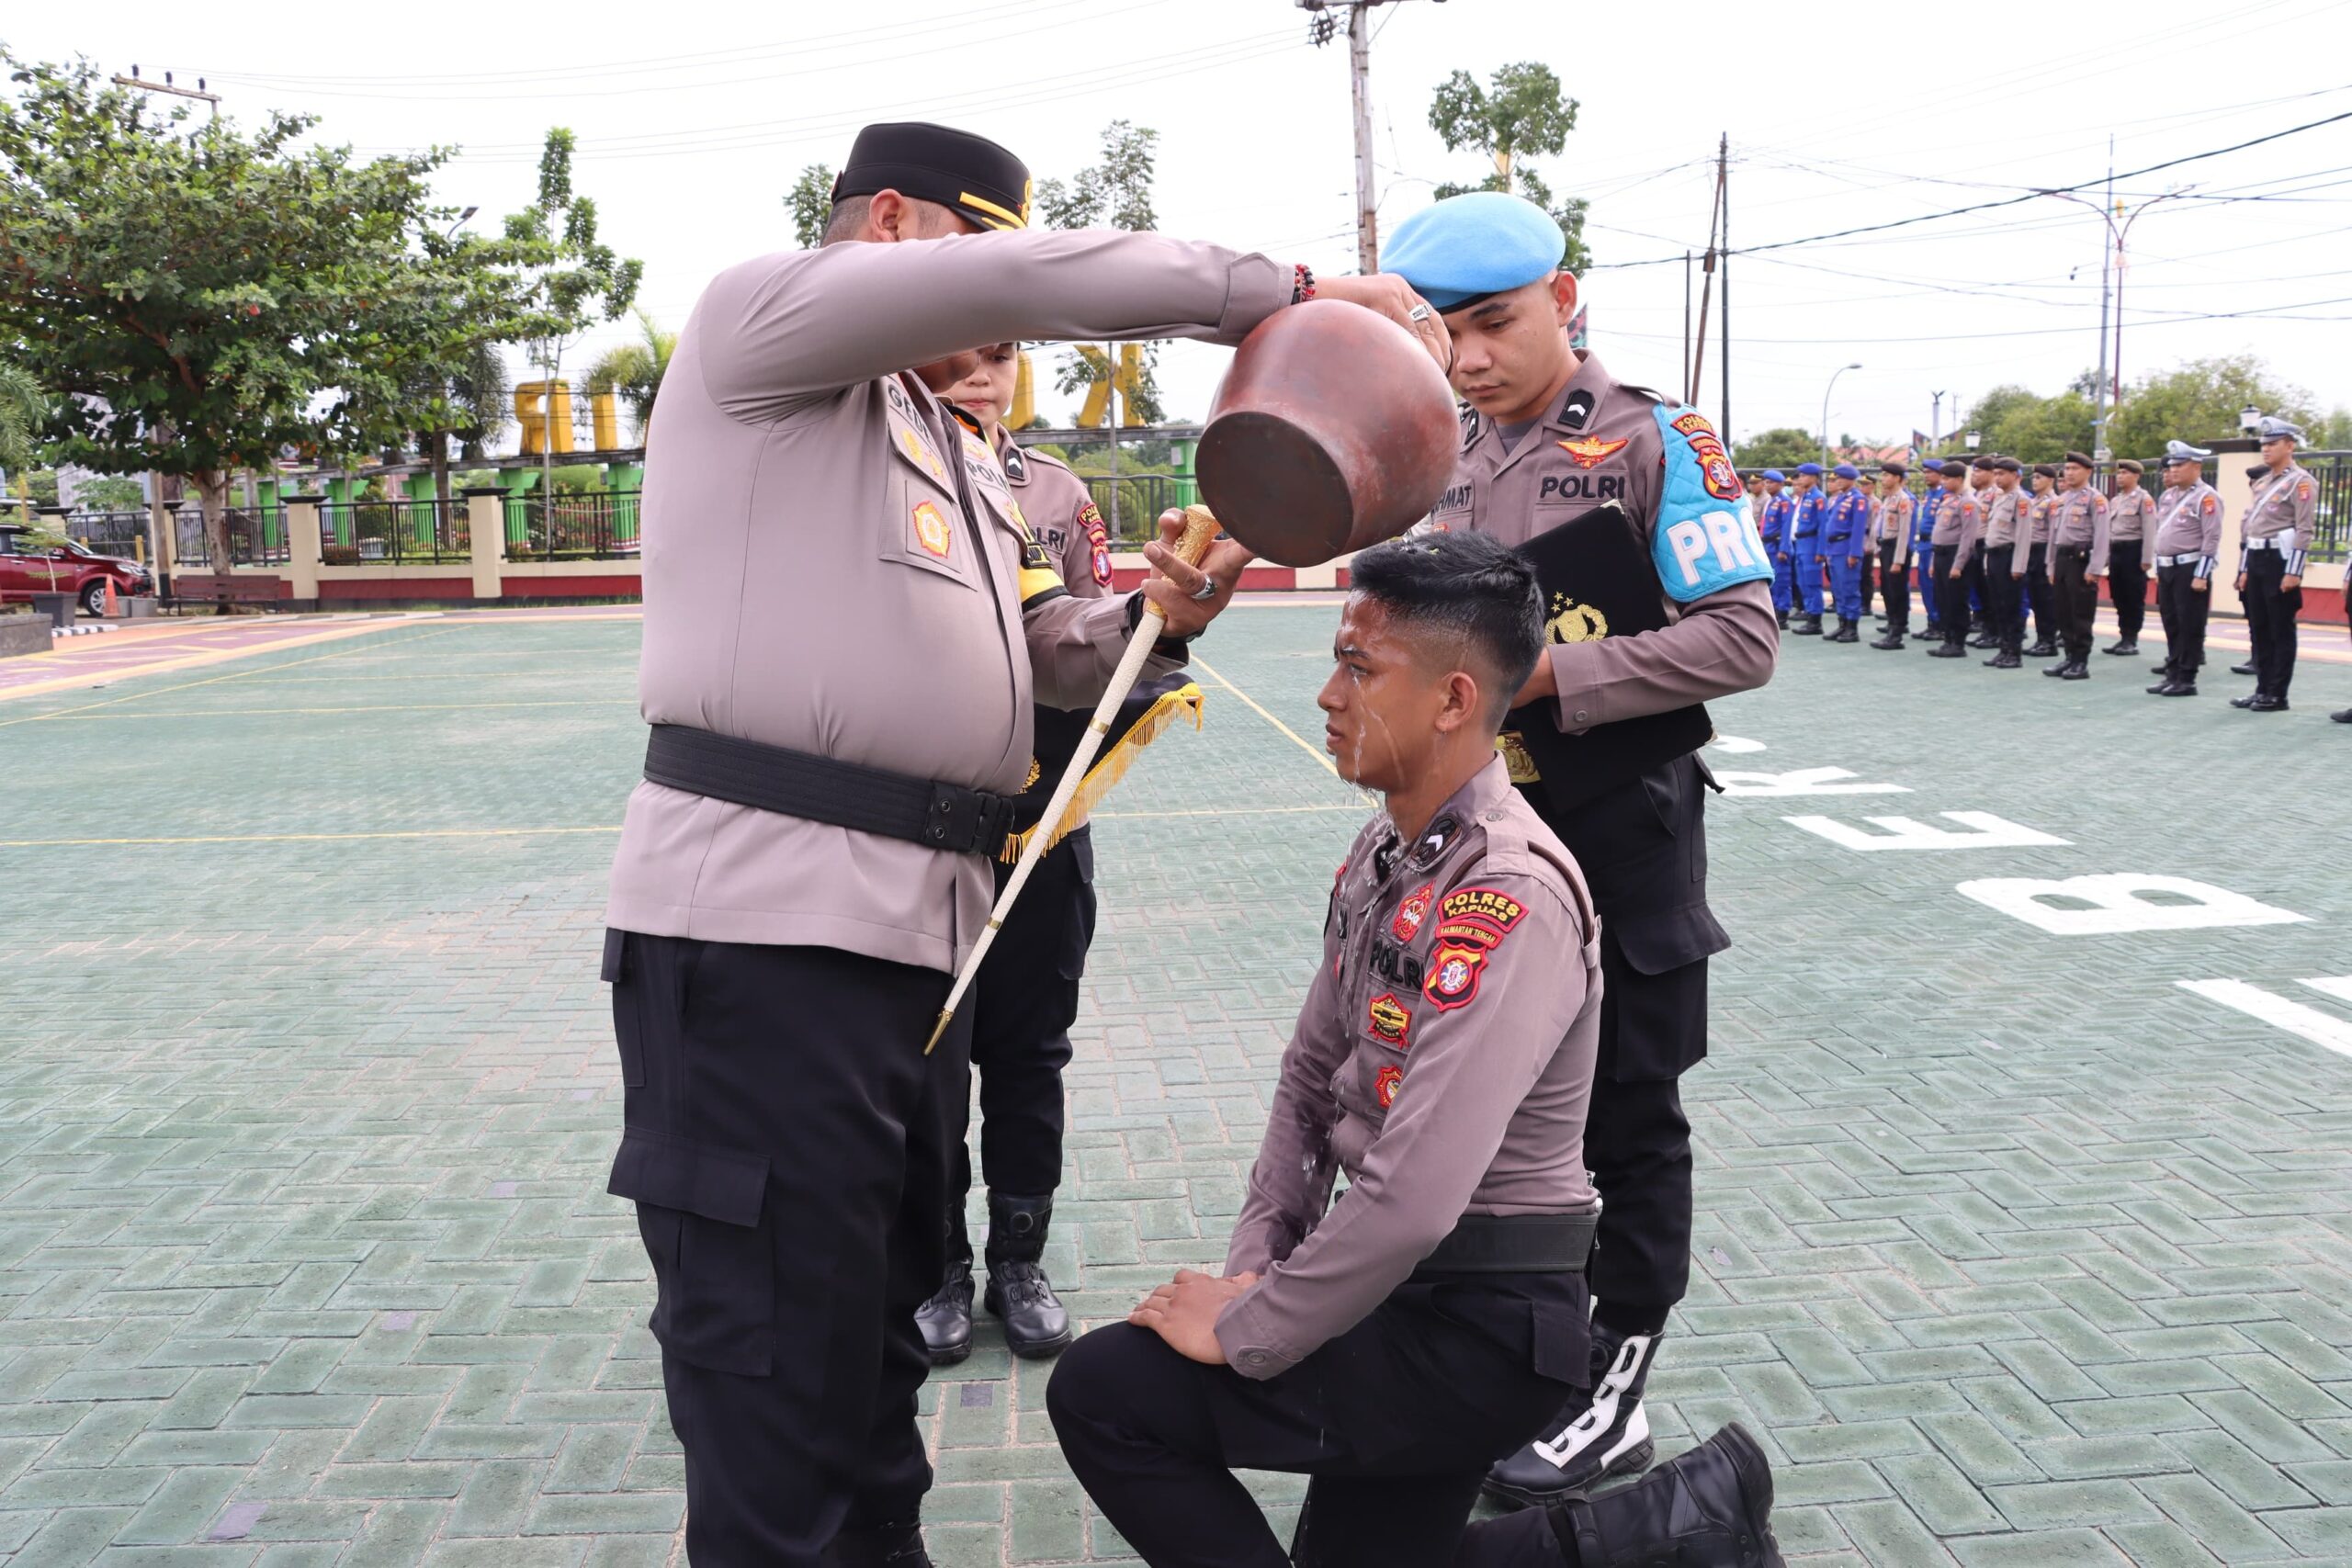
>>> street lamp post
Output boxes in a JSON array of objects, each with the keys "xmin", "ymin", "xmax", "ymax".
[
  {"xmin": 2038, "ymin": 185, "xmax": 2193, "ymax": 457},
  {"xmin": 1820, "ymin": 363, "xmax": 1861, "ymax": 467}
]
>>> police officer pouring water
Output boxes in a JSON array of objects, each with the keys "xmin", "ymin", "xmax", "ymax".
[
  {"xmin": 2233, "ymin": 415, "xmax": 2316, "ymax": 714},
  {"xmin": 1376, "ymin": 191, "xmax": 1780, "ymax": 1512},
  {"xmin": 599, "ymin": 119, "xmax": 1445, "ymax": 1565}
]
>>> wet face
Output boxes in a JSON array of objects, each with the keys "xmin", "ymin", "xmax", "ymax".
[
  {"xmin": 1318, "ymin": 596, "xmax": 1464, "ymax": 792},
  {"xmin": 1440, "ymin": 274, "xmax": 1577, "ymax": 423},
  {"xmin": 942, "ymin": 342, "xmax": 1020, "ymax": 429}
]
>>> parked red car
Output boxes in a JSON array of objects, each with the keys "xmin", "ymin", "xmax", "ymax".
[{"xmin": 0, "ymin": 525, "xmax": 154, "ymax": 616}]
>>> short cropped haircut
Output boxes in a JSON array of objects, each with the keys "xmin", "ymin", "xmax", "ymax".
[{"xmin": 1348, "ymin": 531, "xmax": 1545, "ymax": 720}]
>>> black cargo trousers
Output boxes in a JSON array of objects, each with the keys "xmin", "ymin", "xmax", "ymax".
[
  {"xmin": 1532, "ymin": 751, "xmax": 1727, "ymax": 1323},
  {"xmin": 604, "ymin": 930, "xmax": 967, "ymax": 1565}
]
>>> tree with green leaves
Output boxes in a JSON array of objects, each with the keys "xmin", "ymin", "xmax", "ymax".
[
  {"xmin": 0, "ymin": 52, "xmax": 606, "ymax": 582},
  {"xmin": 1038, "ymin": 121, "xmax": 1167, "ymax": 424},
  {"xmin": 1428, "ymin": 62, "xmax": 1590, "ymax": 274},
  {"xmin": 786, "ymin": 163, "xmax": 835, "ymax": 250},
  {"xmin": 1730, "ymin": 427, "xmax": 1821, "ymax": 475},
  {"xmin": 1956, "ymin": 383, "xmax": 2098, "ymax": 465},
  {"xmin": 2107, "ymin": 354, "xmax": 2315, "ymax": 459},
  {"xmin": 0, "ymin": 362, "xmax": 44, "ymax": 476},
  {"xmin": 586, "ymin": 310, "xmax": 678, "ymax": 441},
  {"xmin": 505, "ymin": 129, "xmax": 642, "ymax": 509}
]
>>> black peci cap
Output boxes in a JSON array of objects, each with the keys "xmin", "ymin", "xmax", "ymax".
[
  {"xmin": 1939, "ymin": 460, "xmax": 1970, "ymax": 477},
  {"xmin": 2116, "ymin": 458, "xmax": 2143, "ymax": 474},
  {"xmin": 2063, "ymin": 450, "xmax": 2094, "ymax": 468},
  {"xmin": 1880, "ymin": 460, "xmax": 1907, "ymax": 477},
  {"xmin": 833, "ymin": 121, "xmax": 1032, "ymax": 231},
  {"xmin": 1992, "ymin": 457, "xmax": 2021, "ymax": 473},
  {"xmin": 2032, "ymin": 463, "xmax": 2059, "ymax": 480}
]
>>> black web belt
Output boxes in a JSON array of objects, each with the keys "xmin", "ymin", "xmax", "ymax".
[
  {"xmin": 643, "ymin": 724, "xmax": 1018, "ymax": 857},
  {"xmin": 1412, "ymin": 1213, "xmax": 1598, "ymax": 1277}
]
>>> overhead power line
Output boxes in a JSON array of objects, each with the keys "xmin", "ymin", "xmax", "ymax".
[{"xmin": 1589, "ymin": 107, "xmax": 2352, "ymax": 271}]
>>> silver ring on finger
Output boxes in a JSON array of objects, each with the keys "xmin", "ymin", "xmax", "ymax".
[
  {"xmin": 1191, "ymin": 577, "xmax": 1219, "ymax": 603},
  {"xmin": 1408, "ymin": 304, "xmax": 1432, "ymax": 322}
]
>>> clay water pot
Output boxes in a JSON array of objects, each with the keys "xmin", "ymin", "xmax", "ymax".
[{"xmin": 1195, "ymin": 299, "xmax": 1459, "ymax": 567}]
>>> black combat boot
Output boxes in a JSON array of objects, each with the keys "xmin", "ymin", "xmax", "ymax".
[
  {"xmin": 1789, "ymin": 615, "xmax": 1822, "ymax": 636},
  {"xmin": 1485, "ymin": 1326, "xmax": 1661, "ymax": 1506},
  {"xmin": 1927, "ymin": 641, "xmax": 1965, "ymax": 658},
  {"xmin": 1450, "ymin": 1424, "xmax": 1785, "ymax": 1568},
  {"xmin": 1984, "ymin": 649, "xmax": 2022, "ymax": 669},
  {"xmin": 1827, "ymin": 618, "xmax": 1858, "ymax": 643},
  {"xmin": 984, "ymin": 1193, "xmax": 1071, "ymax": 1359},
  {"xmin": 1774, "ymin": 610, "xmax": 1789, "ymax": 630},
  {"xmin": 2026, "ymin": 638, "xmax": 2059, "ymax": 658},
  {"xmin": 826, "ymin": 1521, "xmax": 934, "ymax": 1565},
  {"xmin": 2149, "ymin": 677, "xmax": 2198, "ymax": 696},
  {"xmin": 2231, "ymin": 660, "xmax": 2259, "ymax": 676},
  {"xmin": 1869, "ymin": 626, "xmax": 1905, "ymax": 650},
  {"xmin": 2104, "ymin": 637, "xmax": 2138, "ymax": 656},
  {"xmin": 2059, "ymin": 660, "xmax": 2090, "ymax": 680},
  {"xmin": 915, "ymin": 1256, "xmax": 975, "ymax": 1367}
]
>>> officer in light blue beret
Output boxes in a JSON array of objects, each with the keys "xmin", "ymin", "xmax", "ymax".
[{"xmin": 1383, "ymin": 189, "xmax": 1781, "ymax": 1519}]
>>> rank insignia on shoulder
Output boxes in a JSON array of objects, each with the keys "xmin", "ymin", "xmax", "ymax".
[
  {"xmin": 1498, "ymin": 731, "xmax": 1542, "ymax": 784},
  {"xmin": 1374, "ymin": 1063, "xmax": 1404, "ymax": 1110},
  {"xmin": 1409, "ymin": 816, "xmax": 1458, "ymax": 868},
  {"xmin": 1392, "ymin": 883, "xmax": 1435, "ymax": 942},
  {"xmin": 1440, "ymin": 886, "xmax": 1524, "ymax": 935},
  {"xmin": 1367, "ymin": 993, "xmax": 1411, "ymax": 1049},
  {"xmin": 911, "ymin": 501, "xmax": 953, "ymax": 559},
  {"xmin": 1423, "ymin": 941, "xmax": 1488, "ymax": 1011}
]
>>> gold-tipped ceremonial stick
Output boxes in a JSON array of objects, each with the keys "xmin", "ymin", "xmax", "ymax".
[{"xmin": 924, "ymin": 505, "xmax": 1222, "ymax": 1054}]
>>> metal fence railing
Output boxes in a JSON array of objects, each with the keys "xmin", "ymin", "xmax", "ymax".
[
  {"xmin": 2299, "ymin": 452, "xmax": 2350, "ymax": 564},
  {"xmin": 63, "ymin": 511, "xmax": 151, "ymax": 562},
  {"xmin": 319, "ymin": 499, "xmax": 468, "ymax": 566},
  {"xmin": 164, "ymin": 507, "xmax": 291, "ymax": 568},
  {"xmin": 1080, "ymin": 474, "xmax": 1182, "ymax": 544},
  {"xmin": 503, "ymin": 491, "xmax": 641, "ymax": 559}
]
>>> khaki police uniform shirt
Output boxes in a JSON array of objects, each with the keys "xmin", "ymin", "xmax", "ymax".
[
  {"xmin": 2152, "ymin": 480, "xmax": 2224, "ymax": 570},
  {"xmin": 2027, "ymin": 491, "xmax": 2053, "ymax": 549},
  {"xmin": 2047, "ymin": 484, "xmax": 2111, "ymax": 577},
  {"xmin": 606, "ymin": 229, "xmax": 1291, "ymax": 973},
  {"xmin": 1424, "ymin": 351, "xmax": 1778, "ymax": 733},
  {"xmin": 1218, "ymin": 756, "xmax": 1600, "ymax": 1379},
  {"xmin": 2108, "ymin": 485, "xmax": 2157, "ymax": 543},
  {"xmin": 1932, "ymin": 489, "xmax": 1984, "ymax": 563},
  {"xmin": 999, "ymin": 432, "xmax": 1114, "ymax": 597},
  {"xmin": 1875, "ymin": 491, "xmax": 1915, "ymax": 569},
  {"xmin": 1983, "ymin": 485, "xmax": 2025, "ymax": 551},
  {"xmin": 2243, "ymin": 461, "xmax": 2316, "ymax": 554}
]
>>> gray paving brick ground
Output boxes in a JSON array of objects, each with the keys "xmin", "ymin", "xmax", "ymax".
[{"xmin": 2, "ymin": 604, "xmax": 2349, "ymax": 1564}]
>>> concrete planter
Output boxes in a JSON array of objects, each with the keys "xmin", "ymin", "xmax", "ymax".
[{"xmin": 0, "ymin": 615, "xmax": 50, "ymax": 660}]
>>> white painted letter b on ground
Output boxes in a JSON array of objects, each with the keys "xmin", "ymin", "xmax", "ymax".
[{"xmin": 1955, "ymin": 874, "xmax": 2307, "ymax": 936}]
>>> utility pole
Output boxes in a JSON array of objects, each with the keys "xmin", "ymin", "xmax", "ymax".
[
  {"xmin": 112, "ymin": 67, "xmax": 220, "ymax": 119},
  {"xmin": 1717, "ymin": 133, "xmax": 1731, "ymax": 443},
  {"xmin": 1930, "ymin": 390, "xmax": 1947, "ymax": 449},
  {"xmin": 2094, "ymin": 140, "xmax": 2113, "ymax": 459},
  {"xmin": 1300, "ymin": 0, "xmax": 1398, "ymax": 273}
]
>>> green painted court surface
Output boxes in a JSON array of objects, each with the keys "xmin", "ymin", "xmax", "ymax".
[{"xmin": 3, "ymin": 604, "xmax": 2351, "ymax": 1565}]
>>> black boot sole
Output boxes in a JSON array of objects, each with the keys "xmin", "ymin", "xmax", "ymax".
[
  {"xmin": 1479, "ymin": 1436, "xmax": 1656, "ymax": 1509},
  {"xmin": 923, "ymin": 1339, "xmax": 974, "ymax": 1368}
]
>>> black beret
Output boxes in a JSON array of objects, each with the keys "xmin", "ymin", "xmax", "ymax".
[
  {"xmin": 2116, "ymin": 458, "xmax": 2143, "ymax": 474},
  {"xmin": 2063, "ymin": 450, "xmax": 2094, "ymax": 468},
  {"xmin": 833, "ymin": 121, "xmax": 1031, "ymax": 231},
  {"xmin": 1970, "ymin": 456, "xmax": 1996, "ymax": 470},
  {"xmin": 1939, "ymin": 460, "xmax": 1970, "ymax": 477},
  {"xmin": 1880, "ymin": 461, "xmax": 1907, "ymax": 478},
  {"xmin": 2032, "ymin": 463, "xmax": 2059, "ymax": 480},
  {"xmin": 1992, "ymin": 457, "xmax": 2021, "ymax": 473}
]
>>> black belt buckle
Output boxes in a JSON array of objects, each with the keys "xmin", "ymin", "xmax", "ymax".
[{"xmin": 922, "ymin": 782, "xmax": 1015, "ymax": 854}]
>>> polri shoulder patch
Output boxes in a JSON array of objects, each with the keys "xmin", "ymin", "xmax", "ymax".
[{"xmin": 1650, "ymin": 405, "xmax": 1771, "ymax": 603}]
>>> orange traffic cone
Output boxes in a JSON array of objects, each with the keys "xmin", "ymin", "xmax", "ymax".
[{"xmin": 102, "ymin": 578, "xmax": 119, "ymax": 617}]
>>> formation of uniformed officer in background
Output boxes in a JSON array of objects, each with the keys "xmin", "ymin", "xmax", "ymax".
[
  {"xmin": 1780, "ymin": 462, "xmax": 1827, "ymax": 634},
  {"xmin": 1046, "ymin": 531, "xmax": 1785, "ymax": 1568},
  {"xmin": 2023, "ymin": 463, "xmax": 2059, "ymax": 656},
  {"xmin": 2103, "ymin": 458, "xmax": 2156, "ymax": 657},
  {"xmin": 1378, "ymin": 190, "xmax": 1782, "ymax": 1513},
  {"xmin": 600, "ymin": 119, "xmax": 1446, "ymax": 1566},
  {"xmin": 1868, "ymin": 461, "xmax": 1915, "ymax": 648},
  {"xmin": 1819, "ymin": 463, "xmax": 1871, "ymax": 642},
  {"xmin": 1757, "ymin": 469, "xmax": 1794, "ymax": 626},
  {"xmin": 1978, "ymin": 457, "xmax": 2029, "ymax": 668},
  {"xmin": 1925, "ymin": 460, "xmax": 1984, "ymax": 658},
  {"xmin": 2148, "ymin": 441, "xmax": 2223, "ymax": 696},
  {"xmin": 2232, "ymin": 415, "xmax": 2316, "ymax": 713}
]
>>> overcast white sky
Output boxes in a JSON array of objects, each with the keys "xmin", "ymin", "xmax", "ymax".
[{"xmin": 25, "ymin": 0, "xmax": 2352, "ymax": 451}]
